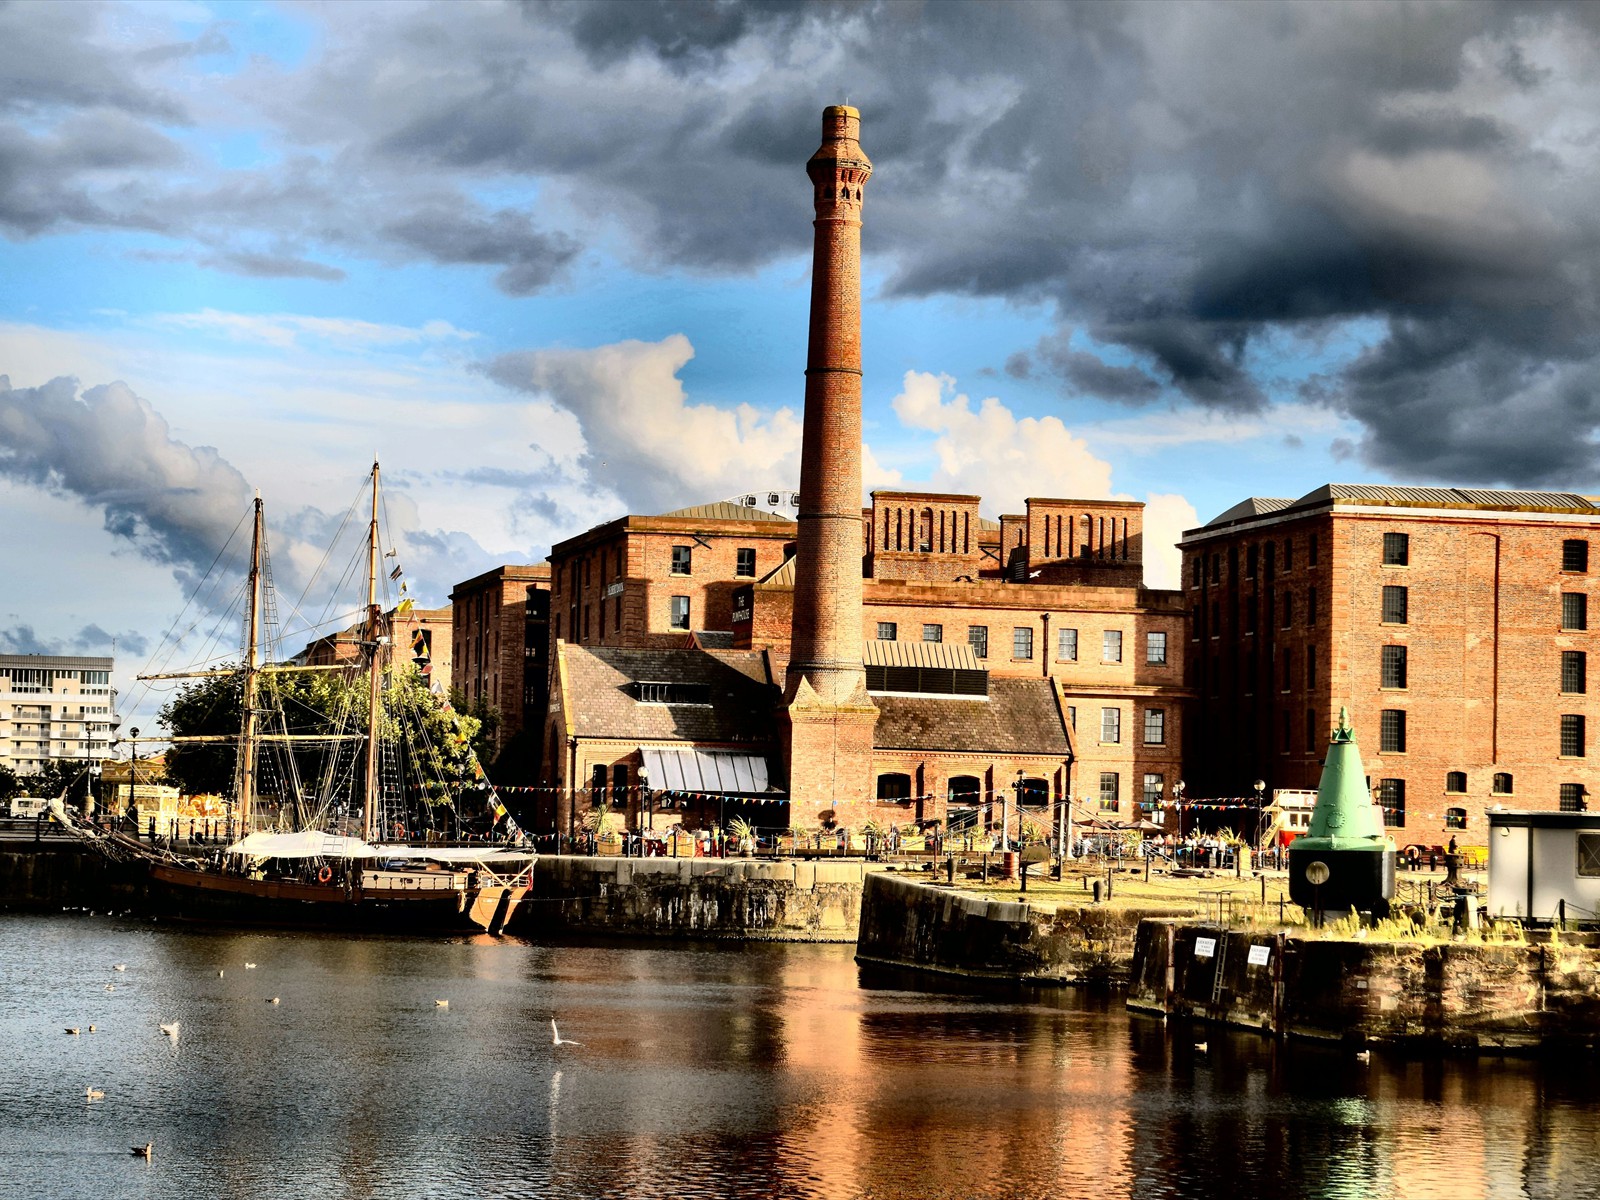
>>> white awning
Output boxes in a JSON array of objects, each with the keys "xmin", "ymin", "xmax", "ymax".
[
  {"xmin": 374, "ymin": 847, "xmax": 538, "ymax": 863},
  {"xmin": 227, "ymin": 831, "xmax": 382, "ymax": 859},
  {"xmin": 641, "ymin": 748, "xmax": 773, "ymax": 794}
]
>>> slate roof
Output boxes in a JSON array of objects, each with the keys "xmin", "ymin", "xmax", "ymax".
[
  {"xmin": 1206, "ymin": 497, "xmax": 1292, "ymax": 526},
  {"xmin": 863, "ymin": 638, "xmax": 983, "ymax": 671},
  {"xmin": 656, "ymin": 501, "xmax": 795, "ymax": 523},
  {"xmin": 559, "ymin": 646, "xmax": 779, "ymax": 744},
  {"xmin": 1203, "ymin": 484, "xmax": 1600, "ymax": 530},
  {"xmin": 872, "ymin": 677, "xmax": 1070, "ymax": 756}
]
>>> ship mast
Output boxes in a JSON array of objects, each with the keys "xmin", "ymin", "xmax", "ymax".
[
  {"xmin": 237, "ymin": 494, "xmax": 264, "ymax": 839},
  {"xmin": 362, "ymin": 460, "xmax": 383, "ymax": 844}
]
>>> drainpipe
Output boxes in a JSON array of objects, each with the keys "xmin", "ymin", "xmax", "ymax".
[{"xmin": 1040, "ymin": 613, "xmax": 1051, "ymax": 678}]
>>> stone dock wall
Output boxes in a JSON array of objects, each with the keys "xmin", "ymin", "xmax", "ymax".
[
  {"xmin": 1127, "ymin": 918, "xmax": 1600, "ymax": 1051},
  {"xmin": 854, "ymin": 871, "xmax": 1179, "ymax": 985},
  {"xmin": 0, "ymin": 842, "xmax": 139, "ymax": 912},
  {"xmin": 509, "ymin": 856, "xmax": 870, "ymax": 942}
]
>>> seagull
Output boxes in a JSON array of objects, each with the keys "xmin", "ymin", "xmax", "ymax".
[
  {"xmin": 435, "ymin": 999, "xmax": 449, "ymax": 1008},
  {"xmin": 131, "ymin": 1143, "xmax": 152, "ymax": 1159},
  {"xmin": 551, "ymin": 1019, "xmax": 583, "ymax": 1047},
  {"xmin": 217, "ymin": 970, "xmax": 224, "ymax": 978},
  {"xmin": 267, "ymin": 997, "xmax": 280, "ymax": 1005},
  {"xmin": 1193, "ymin": 1041, "xmax": 1208, "ymax": 1054},
  {"xmin": 112, "ymin": 964, "xmax": 127, "ymax": 973},
  {"xmin": 159, "ymin": 1021, "xmax": 180, "ymax": 1039},
  {"xmin": 1355, "ymin": 1049, "xmax": 1371, "ymax": 1064},
  {"xmin": 245, "ymin": 963, "xmax": 257, "ymax": 970},
  {"xmin": 85, "ymin": 1087, "xmax": 105, "ymax": 1101},
  {"xmin": 105, "ymin": 984, "xmax": 115, "ymax": 992},
  {"xmin": 88, "ymin": 1025, "xmax": 97, "ymax": 1033},
  {"xmin": 64, "ymin": 1027, "xmax": 80, "ymax": 1036}
]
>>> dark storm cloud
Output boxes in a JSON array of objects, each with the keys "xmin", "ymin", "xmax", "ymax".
[
  {"xmin": 14, "ymin": 0, "xmax": 1600, "ymax": 482},
  {"xmin": 0, "ymin": 624, "xmax": 153, "ymax": 656}
]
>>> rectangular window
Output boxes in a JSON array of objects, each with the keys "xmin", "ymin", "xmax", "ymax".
[
  {"xmin": 1563, "ymin": 650, "xmax": 1587, "ymax": 695},
  {"xmin": 1283, "ymin": 539, "xmax": 1294, "ymax": 573},
  {"xmin": 1307, "ymin": 708, "xmax": 1316, "ymax": 750},
  {"xmin": 1560, "ymin": 783, "xmax": 1587, "ymax": 813},
  {"xmin": 1246, "ymin": 596, "xmax": 1258, "ymax": 634},
  {"xmin": 1445, "ymin": 807, "xmax": 1467, "ymax": 830},
  {"xmin": 1013, "ymin": 627, "xmax": 1034, "ymax": 659},
  {"xmin": 1067, "ymin": 705, "xmax": 1077, "ymax": 729},
  {"xmin": 1281, "ymin": 593, "xmax": 1292, "ymax": 629},
  {"xmin": 1143, "ymin": 708, "xmax": 1165, "ymax": 745},
  {"xmin": 1146, "ymin": 631, "xmax": 1167, "ymax": 665},
  {"xmin": 922, "ymin": 624, "xmax": 943, "ymax": 643},
  {"xmin": 1281, "ymin": 649, "xmax": 1293, "ymax": 692},
  {"xmin": 968, "ymin": 626, "xmax": 988, "ymax": 659},
  {"xmin": 1102, "ymin": 630, "xmax": 1123, "ymax": 663},
  {"xmin": 1307, "ymin": 585, "xmax": 1318, "ymax": 626},
  {"xmin": 1563, "ymin": 592, "xmax": 1588, "ymax": 631},
  {"xmin": 671, "ymin": 545, "xmax": 692, "ymax": 576},
  {"xmin": 735, "ymin": 547, "xmax": 756, "ymax": 577},
  {"xmin": 1099, "ymin": 772, "xmax": 1120, "ymax": 810},
  {"xmin": 1059, "ymin": 627, "xmax": 1078, "ymax": 661},
  {"xmin": 1378, "ymin": 778, "xmax": 1405, "ymax": 828},
  {"xmin": 877, "ymin": 622, "xmax": 898, "ymax": 641},
  {"xmin": 1309, "ymin": 533, "xmax": 1319, "ymax": 566},
  {"xmin": 1246, "ymin": 544, "xmax": 1258, "ymax": 579},
  {"xmin": 1101, "ymin": 707, "xmax": 1121, "ymax": 743},
  {"xmin": 1380, "ymin": 709, "xmax": 1406, "ymax": 753},
  {"xmin": 1382, "ymin": 645, "xmax": 1408, "ymax": 689},
  {"xmin": 1307, "ymin": 649, "xmax": 1317, "ymax": 690},
  {"xmin": 1579, "ymin": 832, "xmax": 1600, "ymax": 876},
  {"xmin": 1383, "ymin": 532, "xmax": 1409, "ymax": 566},
  {"xmin": 669, "ymin": 595, "xmax": 690, "ymax": 631},
  {"xmin": 1192, "ymin": 558, "xmax": 1202, "ymax": 587},
  {"xmin": 1564, "ymin": 539, "xmax": 1589, "ymax": 572},
  {"xmin": 1562, "ymin": 713, "xmax": 1586, "ymax": 758},
  {"xmin": 1143, "ymin": 773, "xmax": 1164, "ymax": 809},
  {"xmin": 1382, "ymin": 585, "xmax": 1408, "ymax": 625},
  {"xmin": 1209, "ymin": 553, "xmax": 1220, "ymax": 583}
]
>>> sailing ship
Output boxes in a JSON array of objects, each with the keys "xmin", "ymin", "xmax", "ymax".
[{"xmin": 62, "ymin": 462, "xmax": 535, "ymax": 934}]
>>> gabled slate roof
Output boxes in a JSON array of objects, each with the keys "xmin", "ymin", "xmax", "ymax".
[
  {"xmin": 656, "ymin": 501, "xmax": 796, "ymax": 523},
  {"xmin": 559, "ymin": 646, "xmax": 779, "ymax": 744},
  {"xmin": 872, "ymin": 677, "xmax": 1070, "ymax": 756}
]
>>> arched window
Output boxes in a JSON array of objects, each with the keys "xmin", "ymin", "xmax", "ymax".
[
  {"xmin": 1017, "ymin": 777, "xmax": 1049, "ymax": 808},
  {"xmin": 876, "ymin": 773, "xmax": 912, "ymax": 802},
  {"xmin": 1445, "ymin": 807, "xmax": 1467, "ymax": 830},
  {"xmin": 1445, "ymin": 771, "xmax": 1467, "ymax": 794},
  {"xmin": 1492, "ymin": 772, "xmax": 1514, "ymax": 795},
  {"xmin": 920, "ymin": 508, "xmax": 934, "ymax": 553},
  {"xmin": 948, "ymin": 776, "xmax": 982, "ymax": 807}
]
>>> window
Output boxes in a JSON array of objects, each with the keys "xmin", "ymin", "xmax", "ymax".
[
  {"xmin": 1245, "ymin": 596, "xmax": 1258, "ymax": 634},
  {"xmin": 1307, "ymin": 708, "xmax": 1316, "ymax": 750},
  {"xmin": 1283, "ymin": 539, "xmax": 1294, "ymax": 573},
  {"xmin": 590, "ymin": 764, "xmax": 607, "ymax": 808},
  {"xmin": 1307, "ymin": 585, "xmax": 1318, "ymax": 626},
  {"xmin": 1017, "ymin": 777, "xmax": 1049, "ymax": 808},
  {"xmin": 1382, "ymin": 585, "xmax": 1408, "ymax": 625},
  {"xmin": 1493, "ymin": 772, "xmax": 1514, "ymax": 795},
  {"xmin": 1281, "ymin": 593, "xmax": 1293, "ymax": 629},
  {"xmin": 1143, "ymin": 708, "xmax": 1165, "ymax": 745},
  {"xmin": 1209, "ymin": 553, "xmax": 1220, "ymax": 583},
  {"xmin": 876, "ymin": 773, "xmax": 912, "ymax": 802},
  {"xmin": 1580, "ymin": 833, "xmax": 1600, "ymax": 877},
  {"xmin": 1382, "ymin": 645, "xmax": 1408, "ymax": 689},
  {"xmin": 1445, "ymin": 807, "xmax": 1467, "ymax": 830},
  {"xmin": 669, "ymin": 595, "xmax": 690, "ymax": 630},
  {"xmin": 1564, "ymin": 539, "xmax": 1589, "ymax": 572},
  {"xmin": 631, "ymin": 681, "xmax": 713, "ymax": 705},
  {"xmin": 1059, "ymin": 627, "xmax": 1078, "ymax": 661},
  {"xmin": 1309, "ymin": 533, "xmax": 1319, "ymax": 566},
  {"xmin": 1306, "ymin": 649, "xmax": 1317, "ymax": 690},
  {"xmin": 1098, "ymin": 772, "xmax": 1120, "ymax": 811},
  {"xmin": 1103, "ymin": 630, "xmax": 1123, "ymax": 663},
  {"xmin": 612, "ymin": 764, "xmax": 630, "ymax": 808},
  {"xmin": 922, "ymin": 624, "xmax": 943, "ymax": 643},
  {"xmin": 877, "ymin": 622, "xmax": 898, "ymax": 641},
  {"xmin": 1282, "ymin": 649, "xmax": 1293, "ymax": 692},
  {"xmin": 671, "ymin": 545, "xmax": 692, "ymax": 575},
  {"xmin": 1446, "ymin": 771, "xmax": 1467, "ymax": 794},
  {"xmin": 1380, "ymin": 709, "xmax": 1406, "ymax": 753},
  {"xmin": 1562, "ymin": 714, "xmax": 1586, "ymax": 758},
  {"xmin": 1378, "ymin": 778, "xmax": 1405, "ymax": 828},
  {"xmin": 1147, "ymin": 631, "xmax": 1167, "ymax": 664},
  {"xmin": 1383, "ymin": 532, "xmax": 1409, "ymax": 566},
  {"xmin": 1281, "ymin": 709, "xmax": 1292, "ymax": 751},
  {"xmin": 1101, "ymin": 707, "xmax": 1121, "ymax": 743},
  {"xmin": 1013, "ymin": 627, "xmax": 1034, "ymax": 659},
  {"xmin": 1563, "ymin": 592, "xmax": 1588, "ymax": 630},
  {"xmin": 1246, "ymin": 544, "xmax": 1258, "ymax": 579},
  {"xmin": 736, "ymin": 547, "xmax": 756, "ymax": 578},
  {"xmin": 1067, "ymin": 705, "xmax": 1077, "ymax": 729},
  {"xmin": 1192, "ymin": 558, "xmax": 1202, "ymax": 586},
  {"xmin": 1143, "ymin": 773, "xmax": 1165, "ymax": 809},
  {"xmin": 968, "ymin": 626, "xmax": 988, "ymax": 659},
  {"xmin": 1560, "ymin": 783, "xmax": 1588, "ymax": 812},
  {"xmin": 1563, "ymin": 650, "xmax": 1587, "ymax": 694}
]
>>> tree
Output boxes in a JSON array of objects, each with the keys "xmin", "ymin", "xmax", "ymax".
[
  {"xmin": 31, "ymin": 759, "xmax": 94, "ymax": 803},
  {"xmin": 0, "ymin": 763, "xmax": 20, "ymax": 803},
  {"xmin": 159, "ymin": 668, "xmax": 245, "ymax": 798}
]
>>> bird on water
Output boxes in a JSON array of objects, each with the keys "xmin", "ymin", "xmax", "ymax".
[
  {"xmin": 85, "ymin": 1087, "xmax": 105, "ymax": 1101},
  {"xmin": 131, "ymin": 1143, "xmax": 152, "ymax": 1159},
  {"xmin": 551, "ymin": 1019, "xmax": 583, "ymax": 1047},
  {"xmin": 159, "ymin": 1021, "xmax": 179, "ymax": 1039}
]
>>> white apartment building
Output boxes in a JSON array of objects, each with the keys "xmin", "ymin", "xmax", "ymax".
[{"xmin": 0, "ymin": 654, "xmax": 116, "ymax": 775}]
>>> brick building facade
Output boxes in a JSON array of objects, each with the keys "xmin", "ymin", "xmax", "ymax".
[
  {"xmin": 450, "ymin": 564, "xmax": 551, "ymax": 772},
  {"xmin": 299, "ymin": 605, "xmax": 454, "ymax": 695},
  {"xmin": 1180, "ymin": 485, "xmax": 1600, "ymax": 849}
]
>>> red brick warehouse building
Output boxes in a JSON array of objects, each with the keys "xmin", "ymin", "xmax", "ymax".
[{"xmin": 1180, "ymin": 485, "xmax": 1600, "ymax": 850}]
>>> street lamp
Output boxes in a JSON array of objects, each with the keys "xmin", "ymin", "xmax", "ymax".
[
  {"xmin": 1172, "ymin": 779, "xmax": 1187, "ymax": 858},
  {"xmin": 1008, "ymin": 769, "xmax": 1022, "ymax": 854},
  {"xmin": 1253, "ymin": 778, "xmax": 1266, "ymax": 849},
  {"xmin": 639, "ymin": 764, "xmax": 652, "ymax": 834}
]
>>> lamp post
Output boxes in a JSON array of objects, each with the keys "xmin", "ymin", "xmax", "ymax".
[
  {"xmin": 128, "ymin": 726, "xmax": 140, "ymax": 837},
  {"xmin": 1008, "ymin": 770, "xmax": 1021, "ymax": 854},
  {"xmin": 639, "ymin": 765, "xmax": 652, "ymax": 835},
  {"xmin": 1173, "ymin": 779, "xmax": 1187, "ymax": 863}
]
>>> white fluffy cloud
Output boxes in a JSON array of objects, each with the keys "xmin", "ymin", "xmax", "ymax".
[{"xmin": 889, "ymin": 370, "xmax": 1196, "ymax": 587}]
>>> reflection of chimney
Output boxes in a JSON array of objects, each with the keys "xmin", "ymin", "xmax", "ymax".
[
  {"xmin": 783, "ymin": 105, "xmax": 878, "ymax": 815},
  {"xmin": 787, "ymin": 104, "xmax": 872, "ymax": 705}
]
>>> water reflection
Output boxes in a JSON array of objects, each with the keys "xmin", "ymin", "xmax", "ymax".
[{"xmin": 1, "ymin": 915, "xmax": 1597, "ymax": 1200}]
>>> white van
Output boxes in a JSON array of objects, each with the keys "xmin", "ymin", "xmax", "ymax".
[{"xmin": 7, "ymin": 797, "xmax": 49, "ymax": 819}]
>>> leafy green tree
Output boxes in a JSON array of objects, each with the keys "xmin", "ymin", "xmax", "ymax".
[
  {"xmin": 31, "ymin": 758, "xmax": 94, "ymax": 802},
  {"xmin": 0, "ymin": 763, "xmax": 21, "ymax": 802},
  {"xmin": 158, "ymin": 668, "xmax": 245, "ymax": 798},
  {"xmin": 447, "ymin": 688, "xmax": 502, "ymax": 770}
]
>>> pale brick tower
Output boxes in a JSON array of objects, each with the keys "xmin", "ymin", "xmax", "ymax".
[{"xmin": 783, "ymin": 104, "xmax": 879, "ymax": 818}]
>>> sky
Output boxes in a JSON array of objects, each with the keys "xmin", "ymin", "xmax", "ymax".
[{"xmin": 4, "ymin": 0, "xmax": 1600, "ymax": 729}]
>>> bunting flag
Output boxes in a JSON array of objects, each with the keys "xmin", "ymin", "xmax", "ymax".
[
  {"xmin": 396, "ymin": 597, "xmax": 415, "ymax": 613},
  {"xmin": 389, "ymin": 564, "xmax": 404, "ymax": 580}
]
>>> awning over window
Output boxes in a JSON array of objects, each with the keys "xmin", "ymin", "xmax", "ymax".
[{"xmin": 641, "ymin": 748, "xmax": 774, "ymax": 794}]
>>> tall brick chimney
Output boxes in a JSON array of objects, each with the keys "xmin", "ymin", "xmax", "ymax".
[{"xmin": 783, "ymin": 104, "xmax": 879, "ymax": 818}]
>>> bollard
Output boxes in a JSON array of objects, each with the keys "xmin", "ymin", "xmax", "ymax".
[
  {"xmin": 1082, "ymin": 875, "xmax": 1089, "ymax": 892},
  {"xmin": 1092, "ymin": 879, "xmax": 1102, "ymax": 903},
  {"xmin": 982, "ymin": 855, "xmax": 989, "ymax": 885},
  {"xmin": 1260, "ymin": 875, "xmax": 1267, "ymax": 906},
  {"xmin": 1278, "ymin": 897, "xmax": 1285, "ymax": 924},
  {"xmin": 947, "ymin": 856, "xmax": 955, "ymax": 885},
  {"xmin": 1020, "ymin": 862, "xmax": 1028, "ymax": 893},
  {"xmin": 1560, "ymin": 897, "xmax": 1567, "ymax": 931}
]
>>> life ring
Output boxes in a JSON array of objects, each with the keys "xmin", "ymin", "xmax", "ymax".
[{"xmin": 317, "ymin": 865, "xmax": 333, "ymax": 884}]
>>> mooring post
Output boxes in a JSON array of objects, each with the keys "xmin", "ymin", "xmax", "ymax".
[
  {"xmin": 1092, "ymin": 879, "xmax": 1102, "ymax": 903},
  {"xmin": 982, "ymin": 854, "xmax": 989, "ymax": 885},
  {"xmin": 1260, "ymin": 875, "xmax": 1267, "ymax": 907},
  {"xmin": 1020, "ymin": 861, "xmax": 1028, "ymax": 894},
  {"xmin": 947, "ymin": 856, "xmax": 955, "ymax": 885}
]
